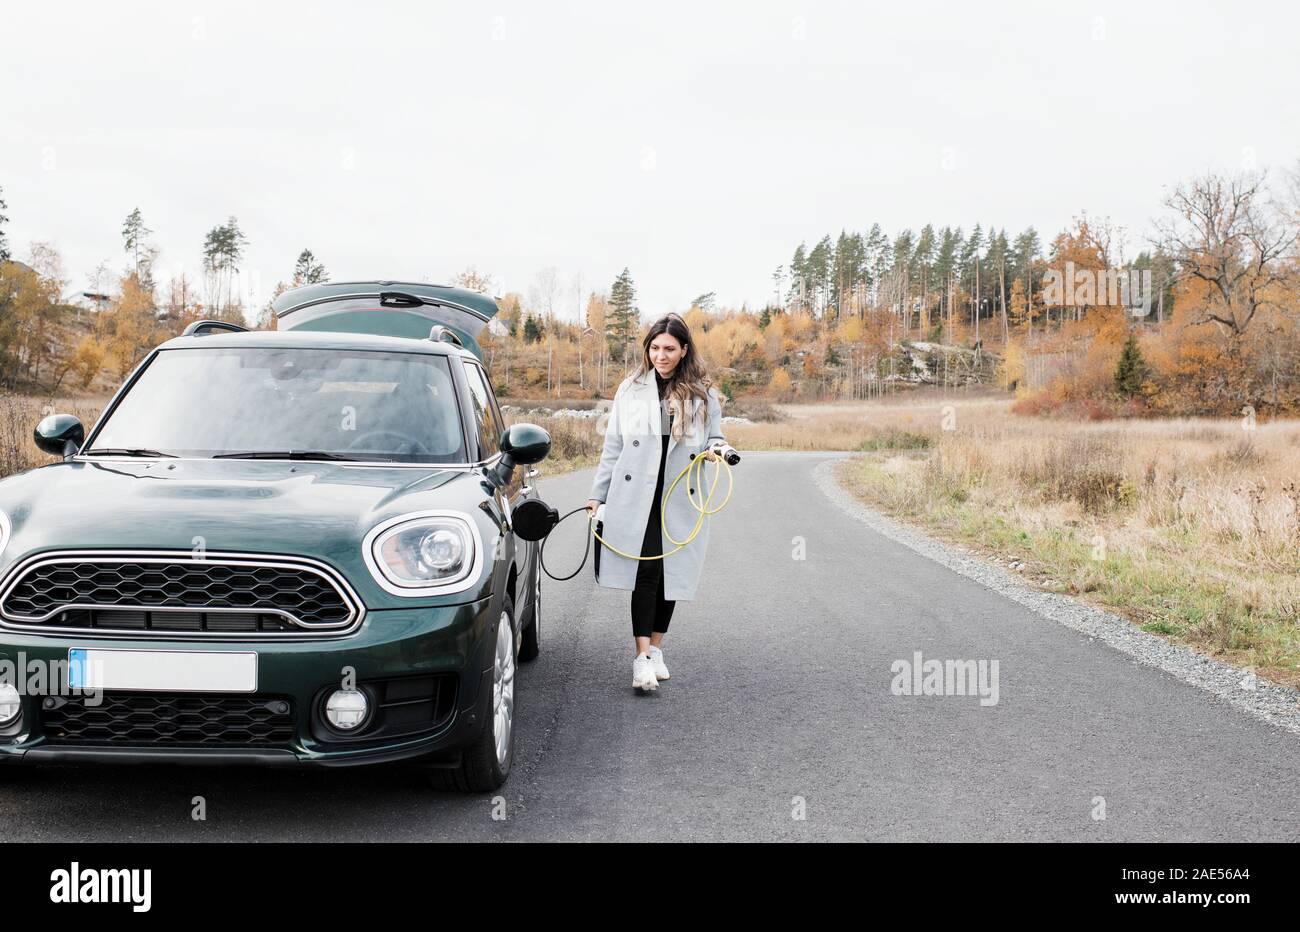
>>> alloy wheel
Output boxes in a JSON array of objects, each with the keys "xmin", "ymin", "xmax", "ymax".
[{"xmin": 492, "ymin": 611, "xmax": 515, "ymax": 769}]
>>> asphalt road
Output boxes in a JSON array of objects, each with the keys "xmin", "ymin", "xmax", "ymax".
[{"xmin": 3, "ymin": 451, "xmax": 1298, "ymax": 841}]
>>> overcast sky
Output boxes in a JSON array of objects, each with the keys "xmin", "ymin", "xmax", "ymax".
[{"xmin": 3, "ymin": 1, "xmax": 1297, "ymax": 321}]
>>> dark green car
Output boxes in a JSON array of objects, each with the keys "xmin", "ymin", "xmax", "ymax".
[{"xmin": 0, "ymin": 282, "xmax": 553, "ymax": 792}]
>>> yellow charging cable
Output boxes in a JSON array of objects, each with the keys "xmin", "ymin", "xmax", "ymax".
[{"xmin": 589, "ymin": 450, "xmax": 735, "ymax": 561}]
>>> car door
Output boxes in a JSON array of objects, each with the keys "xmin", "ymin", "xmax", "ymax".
[{"xmin": 460, "ymin": 359, "xmax": 537, "ymax": 631}]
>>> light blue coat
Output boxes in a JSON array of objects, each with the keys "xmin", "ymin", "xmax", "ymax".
[{"xmin": 588, "ymin": 371, "xmax": 727, "ymax": 601}]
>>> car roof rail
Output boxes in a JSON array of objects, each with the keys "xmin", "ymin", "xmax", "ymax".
[
  {"xmin": 183, "ymin": 319, "xmax": 250, "ymax": 337},
  {"xmin": 427, "ymin": 325, "xmax": 464, "ymax": 349}
]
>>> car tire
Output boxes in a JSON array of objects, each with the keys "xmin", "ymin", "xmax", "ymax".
[
  {"xmin": 518, "ymin": 554, "xmax": 541, "ymax": 663},
  {"xmin": 428, "ymin": 594, "xmax": 517, "ymax": 793}
]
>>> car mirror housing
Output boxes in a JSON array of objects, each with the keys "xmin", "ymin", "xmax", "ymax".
[
  {"xmin": 489, "ymin": 423, "xmax": 551, "ymax": 488},
  {"xmin": 34, "ymin": 414, "xmax": 85, "ymax": 458},
  {"xmin": 500, "ymin": 424, "xmax": 550, "ymax": 465}
]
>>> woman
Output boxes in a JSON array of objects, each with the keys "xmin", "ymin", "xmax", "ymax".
[{"xmin": 585, "ymin": 313, "xmax": 727, "ymax": 692}]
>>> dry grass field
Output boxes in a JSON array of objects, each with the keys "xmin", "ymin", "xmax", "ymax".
[
  {"xmin": 816, "ymin": 395, "xmax": 1300, "ymax": 688},
  {"xmin": 0, "ymin": 394, "xmax": 106, "ymax": 478}
]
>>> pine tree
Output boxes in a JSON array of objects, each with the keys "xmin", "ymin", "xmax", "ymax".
[
  {"xmin": 914, "ymin": 224, "xmax": 937, "ymax": 328},
  {"xmin": 202, "ymin": 216, "xmax": 249, "ymax": 320},
  {"xmin": 787, "ymin": 243, "xmax": 809, "ymax": 310},
  {"xmin": 292, "ymin": 249, "xmax": 328, "ymax": 286},
  {"xmin": 121, "ymin": 207, "xmax": 157, "ymax": 295},
  {"xmin": 963, "ymin": 224, "xmax": 985, "ymax": 338},
  {"xmin": 807, "ymin": 236, "xmax": 833, "ymax": 314},
  {"xmin": 607, "ymin": 268, "xmax": 637, "ymax": 367},
  {"xmin": 865, "ymin": 224, "xmax": 891, "ymax": 304},
  {"xmin": 1114, "ymin": 333, "xmax": 1149, "ymax": 398},
  {"xmin": 1013, "ymin": 227, "xmax": 1041, "ymax": 336},
  {"xmin": 832, "ymin": 230, "xmax": 866, "ymax": 315}
]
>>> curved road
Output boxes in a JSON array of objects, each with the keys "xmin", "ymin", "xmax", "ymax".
[{"xmin": 2, "ymin": 451, "xmax": 1297, "ymax": 841}]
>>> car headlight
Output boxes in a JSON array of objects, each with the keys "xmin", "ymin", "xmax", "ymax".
[
  {"xmin": 0, "ymin": 509, "xmax": 9, "ymax": 560},
  {"xmin": 363, "ymin": 510, "xmax": 485, "ymax": 596}
]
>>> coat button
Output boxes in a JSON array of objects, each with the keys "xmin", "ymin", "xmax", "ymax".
[
  {"xmin": 624, "ymin": 474, "xmax": 631, "ymax": 480},
  {"xmin": 689, "ymin": 488, "xmax": 695, "ymax": 494},
  {"xmin": 632, "ymin": 440, "xmax": 639, "ymax": 446},
  {"xmin": 689, "ymin": 453, "xmax": 695, "ymax": 460}
]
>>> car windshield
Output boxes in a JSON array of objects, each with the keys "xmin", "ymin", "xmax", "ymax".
[{"xmin": 86, "ymin": 346, "xmax": 468, "ymax": 464}]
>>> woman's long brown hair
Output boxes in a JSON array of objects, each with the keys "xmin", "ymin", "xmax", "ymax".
[{"xmin": 630, "ymin": 313, "xmax": 714, "ymax": 443}]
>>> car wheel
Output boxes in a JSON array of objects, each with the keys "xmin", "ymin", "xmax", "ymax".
[
  {"xmin": 428, "ymin": 594, "xmax": 516, "ymax": 793},
  {"xmin": 518, "ymin": 553, "xmax": 541, "ymax": 663}
]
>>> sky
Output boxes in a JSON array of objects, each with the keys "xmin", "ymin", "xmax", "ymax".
[{"xmin": 3, "ymin": 1, "xmax": 1298, "ymax": 322}]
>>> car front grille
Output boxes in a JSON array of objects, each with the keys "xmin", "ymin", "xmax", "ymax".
[
  {"xmin": 41, "ymin": 608, "xmax": 299, "ymax": 634},
  {"xmin": 0, "ymin": 552, "xmax": 363, "ymax": 638},
  {"xmin": 40, "ymin": 693, "xmax": 296, "ymax": 747}
]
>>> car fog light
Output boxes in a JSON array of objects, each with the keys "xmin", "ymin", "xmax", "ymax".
[
  {"xmin": 325, "ymin": 688, "xmax": 368, "ymax": 731},
  {"xmin": 0, "ymin": 684, "xmax": 21, "ymax": 726}
]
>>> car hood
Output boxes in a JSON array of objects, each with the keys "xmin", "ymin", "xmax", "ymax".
[{"xmin": 0, "ymin": 459, "xmax": 500, "ymax": 606}]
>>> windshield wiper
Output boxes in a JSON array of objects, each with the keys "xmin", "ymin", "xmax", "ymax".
[
  {"xmin": 83, "ymin": 448, "xmax": 178, "ymax": 458},
  {"xmin": 211, "ymin": 450, "xmax": 375, "ymax": 462}
]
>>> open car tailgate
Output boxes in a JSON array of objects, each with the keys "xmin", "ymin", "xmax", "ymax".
[{"xmin": 272, "ymin": 281, "xmax": 500, "ymax": 362}]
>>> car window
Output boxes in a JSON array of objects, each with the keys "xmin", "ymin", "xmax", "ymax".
[
  {"xmin": 87, "ymin": 347, "xmax": 469, "ymax": 464},
  {"xmin": 461, "ymin": 361, "xmax": 504, "ymax": 460}
]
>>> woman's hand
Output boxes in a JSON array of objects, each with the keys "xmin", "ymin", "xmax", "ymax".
[
  {"xmin": 699, "ymin": 449, "xmax": 719, "ymax": 462},
  {"xmin": 585, "ymin": 498, "xmax": 602, "ymax": 517}
]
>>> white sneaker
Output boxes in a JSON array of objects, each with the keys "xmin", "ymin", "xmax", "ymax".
[
  {"xmin": 648, "ymin": 645, "xmax": 670, "ymax": 681},
  {"xmin": 632, "ymin": 653, "xmax": 658, "ymax": 691}
]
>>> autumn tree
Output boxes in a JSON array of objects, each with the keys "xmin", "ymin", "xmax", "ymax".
[
  {"xmin": 1154, "ymin": 170, "xmax": 1296, "ymax": 340},
  {"xmin": 768, "ymin": 367, "xmax": 792, "ymax": 400},
  {"xmin": 98, "ymin": 274, "xmax": 161, "ymax": 378},
  {"xmin": 1041, "ymin": 214, "xmax": 1118, "ymax": 326},
  {"xmin": 453, "ymin": 265, "xmax": 494, "ymax": 294},
  {"xmin": 585, "ymin": 291, "xmax": 609, "ymax": 390},
  {"xmin": 69, "ymin": 335, "xmax": 105, "ymax": 390},
  {"xmin": 0, "ymin": 255, "xmax": 64, "ymax": 388}
]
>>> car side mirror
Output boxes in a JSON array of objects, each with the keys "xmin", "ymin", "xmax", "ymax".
[
  {"xmin": 489, "ymin": 423, "xmax": 551, "ymax": 488},
  {"xmin": 34, "ymin": 414, "xmax": 85, "ymax": 458},
  {"xmin": 500, "ymin": 423, "xmax": 550, "ymax": 465}
]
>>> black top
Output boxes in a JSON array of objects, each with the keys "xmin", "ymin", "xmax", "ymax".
[
  {"xmin": 650, "ymin": 369, "xmax": 673, "ymax": 512},
  {"xmin": 654, "ymin": 369, "xmax": 674, "ymax": 434}
]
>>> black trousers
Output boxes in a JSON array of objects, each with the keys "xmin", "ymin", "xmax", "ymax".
[{"xmin": 631, "ymin": 436, "xmax": 675, "ymax": 639}]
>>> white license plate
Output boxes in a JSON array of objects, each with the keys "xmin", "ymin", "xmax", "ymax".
[{"xmin": 68, "ymin": 649, "xmax": 258, "ymax": 692}]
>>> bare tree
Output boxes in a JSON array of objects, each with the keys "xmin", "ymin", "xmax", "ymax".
[
  {"xmin": 529, "ymin": 267, "xmax": 560, "ymax": 325},
  {"xmin": 1154, "ymin": 170, "xmax": 1297, "ymax": 338}
]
